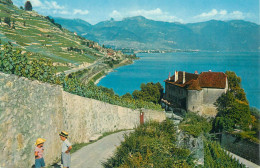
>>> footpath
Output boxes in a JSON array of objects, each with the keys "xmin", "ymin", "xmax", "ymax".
[{"xmin": 71, "ymin": 130, "xmax": 133, "ymax": 168}]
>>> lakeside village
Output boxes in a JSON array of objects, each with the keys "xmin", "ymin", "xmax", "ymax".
[{"xmin": 106, "ymin": 47, "xmax": 200, "ymax": 54}]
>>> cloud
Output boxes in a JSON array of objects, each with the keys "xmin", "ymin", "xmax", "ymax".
[
  {"xmin": 219, "ymin": 10, "xmax": 227, "ymax": 15},
  {"xmin": 109, "ymin": 8, "xmax": 183, "ymax": 23},
  {"xmin": 229, "ymin": 11, "xmax": 244, "ymax": 19},
  {"xmin": 43, "ymin": 1, "xmax": 65, "ymax": 10},
  {"xmin": 73, "ymin": 9, "xmax": 89, "ymax": 15},
  {"xmin": 130, "ymin": 8, "xmax": 163, "ymax": 16},
  {"xmin": 198, "ymin": 9, "xmax": 218, "ymax": 17},
  {"xmin": 110, "ymin": 10, "xmax": 122, "ymax": 19},
  {"xmin": 18, "ymin": 0, "xmax": 90, "ymax": 16},
  {"xmin": 195, "ymin": 9, "xmax": 245, "ymax": 21},
  {"xmin": 58, "ymin": 10, "xmax": 70, "ymax": 15}
]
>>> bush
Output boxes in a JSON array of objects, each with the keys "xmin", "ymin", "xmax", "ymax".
[
  {"xmin": 4, "ymin": 17, "xmax": 11, "ymax": 26},
  {"xmin": 0, "ymin": 44, "xmax": 59, "ymax": 83},
  {"xmin": 179, "ymin": 112, "xmax": 212, "ymax": 137},
  {"xmin": 103, "ymin": 120, "xmax": 193, "ymax": 168}
]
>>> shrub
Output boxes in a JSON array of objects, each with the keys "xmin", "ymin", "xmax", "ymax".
[
  {"xmin": 0, "ymin": 44, "xmax": 60, "ymax": 84},
  {"xmin": 103, "ymin": 120, "xmax": 193, "ymax": 168},
  {"xmin": 179, "ymin": 112, "xmax": 212, "ymax": 137},
  {"xmin": 4, "ymin": 17, "xmax": 11, "ymax": 26}
]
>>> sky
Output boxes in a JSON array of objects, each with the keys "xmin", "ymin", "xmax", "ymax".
[{"xmin": 13, "ymin": 0, "xmax": 259, "ymax": 25}]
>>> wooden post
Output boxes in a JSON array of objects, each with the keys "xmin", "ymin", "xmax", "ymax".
[{"xmin": 140, "ymin": 112, "xmax": 144, "ymax": 125}]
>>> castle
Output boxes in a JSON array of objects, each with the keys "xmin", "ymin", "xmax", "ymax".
[{"xmin": 164, "ymin": 71, "xmax": 228, "ymax": 116}]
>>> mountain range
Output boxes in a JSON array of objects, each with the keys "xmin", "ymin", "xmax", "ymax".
[{"xmin": 54, "ymin": 16, "xmax": 260, "ymax": 51}]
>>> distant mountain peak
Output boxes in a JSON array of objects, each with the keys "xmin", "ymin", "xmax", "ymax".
[{"xmin": 123, "ymin": 16, "xmax": 148, "ymax": 21}]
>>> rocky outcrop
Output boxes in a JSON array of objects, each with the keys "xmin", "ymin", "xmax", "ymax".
[
  {"xmin": 0, "ymin": 72, "xmax": 166, "ymax": 167},
  {"xmin": 176, "ymin": 131, "xmax": 204, "ymax": 166}
]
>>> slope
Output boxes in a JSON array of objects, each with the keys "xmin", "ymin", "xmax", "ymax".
[{"xmin": 0, "ymin": 2, "xmax": 122, "ymax": 72}]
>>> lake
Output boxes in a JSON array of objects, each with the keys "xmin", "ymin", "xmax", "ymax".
[{"xmin": 98, "ymin": 52, "xmax": 260, "ymax": 108}]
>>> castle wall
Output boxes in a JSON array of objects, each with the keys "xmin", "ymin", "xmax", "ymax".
[
  {"xmin": 200, "ymin": 88, "xmax": 226, "ymax": 116},
  {"xmin": 0, "ymin": 73, "xmax": 165, "ymax": 167},
  {"xmin": 186, "ymin": 90, "xmax": 203, "ymax": 115},
  {"xmin": 202, "ymin": 88, "xmax": 226, "ymax": 105},
  {"xmin": 165, "ymin": 83, "xmax": 187, "ymax": 108}
]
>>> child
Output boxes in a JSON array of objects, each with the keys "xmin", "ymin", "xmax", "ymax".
[
  {"xmin": 35, "ymin": 138, "xmax": 46, "ymax": 168},
  {"xmin": 59, "ymin": 131, "xmax": 72, "ymax": 168}
]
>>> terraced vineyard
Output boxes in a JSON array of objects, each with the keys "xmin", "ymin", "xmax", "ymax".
[{"xmin": 0, "ymin": 2, "xmax": 131, "ymax": 73}]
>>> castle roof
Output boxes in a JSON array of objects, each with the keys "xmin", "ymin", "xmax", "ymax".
[{"xmin": 165, "ymin": 71, "xmax": 227, "ymax": 90}]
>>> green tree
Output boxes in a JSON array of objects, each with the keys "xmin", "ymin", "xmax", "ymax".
[
  {"xmin": 132, "ymin": 82, "xmax": 163, "ymax": 104},
  {"xmin": 25, "ymin": 1, "xmax": 32, "ymax": 11},
  {"xmin": 226, "ymin": 71, "xmax": 247, "ymax": 102},
  {"xmin": 213, "ymin": 71, "xmax": 252, "ymax": 133},
  {"xmin": 121, "ymin": 92, "xmax": 133, "ymax": 100},
  {"xmin": 214, "ymin": 91, "xmax": 251, "ymax": 132}
]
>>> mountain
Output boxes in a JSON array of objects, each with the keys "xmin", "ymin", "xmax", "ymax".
[
  {"xmin": 54, "ymin": 16, "xmax": 260, "ymax": 51},
  {"xmin": 53, "ymin": 17, "xmax": 92, "ymax": 35}
]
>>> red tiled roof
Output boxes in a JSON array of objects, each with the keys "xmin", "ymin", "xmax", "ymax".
[
  {"xmin": 165, "ymin": 71, "xmax": 227, "ymax": 90},
  {"xmin": 198, "ymin": 72, "xmax": 227, "ymax": 88}
]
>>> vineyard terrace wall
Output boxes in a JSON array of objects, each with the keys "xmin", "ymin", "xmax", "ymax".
[{"xmin": 0, "ymin": 72, "xmax": 166, "ymax": 167}]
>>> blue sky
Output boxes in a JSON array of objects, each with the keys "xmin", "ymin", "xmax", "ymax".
[{"xmin": 13, "ymin": 0, "xmax": 259, "ymax": 25}]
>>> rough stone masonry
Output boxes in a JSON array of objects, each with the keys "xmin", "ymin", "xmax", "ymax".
[{"xmin": 0, "ymin": 72, "xmax": 166, "ymax": 167}]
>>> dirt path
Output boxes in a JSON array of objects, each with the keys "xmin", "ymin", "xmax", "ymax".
[{"xmin": 71, "ymin": 130, "xmax": 132, "ymax": 168}]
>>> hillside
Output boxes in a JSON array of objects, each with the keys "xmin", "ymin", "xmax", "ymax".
[
  {"xmin": 0, "ymin": 2, "xmax": 132, "ymax": 73},
  {"xmin": 54, "ymin": 16, "xmax": 260, "ymax": 51}
]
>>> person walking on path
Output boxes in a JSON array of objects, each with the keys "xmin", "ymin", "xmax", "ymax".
[
  {"xmin": 59, "ymin": 131, "xmax": 72, "ymax": 168},
  {"xmin": 34, "ymin": 138, "xmax": 46, "ymax": 168}
]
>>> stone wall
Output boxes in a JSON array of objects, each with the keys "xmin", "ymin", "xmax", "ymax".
[
  {"xmin": 0, "ymin": 73, "xmax": 166, "ymax": 167},
  {"xmin": 221, "ymin": 133, "xmax": 260, "ymax": 165}
]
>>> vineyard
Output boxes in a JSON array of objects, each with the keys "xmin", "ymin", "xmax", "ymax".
[{"xmin": 0, "ymin": 44, "xmax": 162, "ymax": 110}]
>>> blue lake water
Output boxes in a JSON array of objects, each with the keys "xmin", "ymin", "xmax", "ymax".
[{"xmin": 98, "ymin": 52, "xmax": 260, "ymax": 108}]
